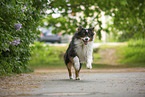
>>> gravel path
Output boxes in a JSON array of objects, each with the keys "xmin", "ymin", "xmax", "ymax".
[{"xmin": 1, "ymin": 69, "xmax": 145, "ymax": 97}]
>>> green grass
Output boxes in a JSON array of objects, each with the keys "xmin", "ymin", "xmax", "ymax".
[
  {"xmin": 29, "ymin": 42, "xmax": 67, "ymax": 68},
  {"xmin": 105, "ymin": 41, "xmax": 145, "ymax": 68},
  {"xmin": 92, "ymin": 39, "xmax": 145, "ymax": 68},
  {"xmin": 119, "ymin": 46, "xmax": 145, "ymax": 67},
  {"xmin": 128, "ymin": 38, "xmax": 145, "ymax": 47},
  {"xmin": 29, "ymin": 40, "xmax": 145, "ymax": 69}
]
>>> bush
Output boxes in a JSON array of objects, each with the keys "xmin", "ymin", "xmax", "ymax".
[{"xmin": 0, "ymin": 0, "xmax": 47, "ymax": 76}]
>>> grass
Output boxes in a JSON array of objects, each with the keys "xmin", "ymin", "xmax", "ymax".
[
  {"xmin": 93, "ymin": 46, "xmax": 145, "ymax": 68},
  {"xmin": 128, "ymin": 38, "xmax": 145, "ymax": 47},
  {"xmin": 29, "ymin": 40, "xmax": 145, "ymax": 69},
  {"xmin": 29, "ymin": 42, "xmax": 67, "ymax": 68},
  {"xmin": 93, "ymin": 39, "xmax": 145, "ymax": 68},
  {"xmin": 120, "ymin": 39, "xmax": 145, "ymax": 66}
]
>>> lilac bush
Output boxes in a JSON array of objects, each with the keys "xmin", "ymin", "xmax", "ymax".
[{"xmin": 0, "ymin": 0, "xmax": 48, "ymax": 75}]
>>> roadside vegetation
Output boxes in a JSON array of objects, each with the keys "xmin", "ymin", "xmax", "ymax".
[
  {"xmin": 29, "ymin": 42, "xmax": 66, "ymax": 68},
  {"xmin": 119, "ymin": 39, "xmax": 145, "ymax": 67},
  {"xmin": 29, "ymin": 39, "xmax": 145, "ymax": 69},
  {"xmin": 93, "ymin": 39, "xmax": 145, "ymax": 68}
]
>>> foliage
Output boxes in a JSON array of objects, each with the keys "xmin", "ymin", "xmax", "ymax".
[
  {"xmin": 41, "ymin": 0, "xmax": 145, "ymax": 40},
  {"xmin": 41, "ymin": 0, "xmax": 111, "ymax": 39},
  {"xmin": 113, "ymin": 0, "xmax": 145, "ymax": 40},
  {"xmin": 0, "ymin": 0, "xmax": 48, "ymax": 75}
]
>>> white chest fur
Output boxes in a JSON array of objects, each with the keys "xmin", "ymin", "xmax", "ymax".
[{"xmin": 74, "ymin": 39, "xmax": 93, "ymax": 63}]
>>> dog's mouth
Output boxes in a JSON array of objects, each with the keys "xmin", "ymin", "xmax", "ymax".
[{"xmin": 82, "ymin": 40, "xmax": 89, "ymax": 45}]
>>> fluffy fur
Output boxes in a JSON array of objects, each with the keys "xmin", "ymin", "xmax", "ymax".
[{"xmin": 64, "ymin": 26, "xmax": 95, "ymax": 80}]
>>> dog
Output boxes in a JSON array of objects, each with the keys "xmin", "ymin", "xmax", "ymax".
[{"xmin": 64, "ymin": 26, "xmax": 95, "ymax": 80}]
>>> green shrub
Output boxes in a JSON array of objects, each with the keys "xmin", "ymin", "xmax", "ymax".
[{"xmin": 0, "ymin": 0, "xmax": 48, "ymax": 76}]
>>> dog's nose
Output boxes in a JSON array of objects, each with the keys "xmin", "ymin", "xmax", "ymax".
[{"xmin": 85, "ymin": 38, "xmax": 88, "ymax": 41}]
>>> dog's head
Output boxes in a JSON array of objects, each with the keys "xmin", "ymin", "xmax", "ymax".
[{"xmin": 76, "ymin": 26, "xmax": 95, "ymax": 45}]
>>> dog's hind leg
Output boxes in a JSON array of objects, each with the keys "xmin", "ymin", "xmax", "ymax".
[
  {"xmin": 67, "ymin": 62, "xmax": 73, "ymax": 79},
  {"xmin": 75, "ymin": 63, "xmax": 83, "ymax": 80},
  {"xmin": 75, "ymin": 70, "xmax": 80, "ymax": 80}
]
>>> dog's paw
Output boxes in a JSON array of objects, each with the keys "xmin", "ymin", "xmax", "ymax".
[
  {"xmin": 70, "ymin": 76, "xmax": 73, "ymax": 80},
  {"xmin": 87, "ymin": 64, "xmax": 92, "ymax": 69},
  {"xmin": 87, "ymin": 67, "xmax": 92, "ymax": 69},
  {"xmin": 76, "ymin": 77, "xmax": 80, "ymax": 80}
]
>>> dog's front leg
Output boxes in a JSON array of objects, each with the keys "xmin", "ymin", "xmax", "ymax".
[
  {"xmin": 86, "ymin": 56, "xmax": 93, "ymax": 69},
  {"xmin": 73, "ymin": 56, "xmax": 80, "ymax": 80}
]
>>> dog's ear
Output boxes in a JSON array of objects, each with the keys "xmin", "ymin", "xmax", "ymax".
[
  {"xmin": 78, "ymin": 26, "xmax": 83, "ymax": 32},
  {"xmin": 89, "ymin": 27, "xmax": 94, "ymax": 32}
]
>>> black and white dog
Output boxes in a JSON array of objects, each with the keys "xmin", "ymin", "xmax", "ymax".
[{"xmin": 64, "ymin": 26, "xmax": 95, "ymax": 80}]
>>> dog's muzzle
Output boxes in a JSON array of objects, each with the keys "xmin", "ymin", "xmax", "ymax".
[{"xmin": 82, "ymin": 37, "xmax": 90, "ymax": 45}]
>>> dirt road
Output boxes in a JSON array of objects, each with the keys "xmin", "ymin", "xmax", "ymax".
[{"xmin": 0, "ymin": 68, "xmax": 145, "ymax": 97}]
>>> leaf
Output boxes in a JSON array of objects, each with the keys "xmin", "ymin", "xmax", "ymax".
[
  {"xmin": 120, "ymin": 0, "xmax": 128, "ymax": 6},
  {"xmin": 0, "ymin": 17, "xmax": 3, "ymax": 20}
]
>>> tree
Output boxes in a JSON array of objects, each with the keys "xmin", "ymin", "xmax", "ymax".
[
  {"xmin": 42, "ymin": 0, "xmax": 109, "ymax": 39},
  {"xmin": 103, "ymin": 0, "xmax": 145, "ymax": 41},
  {"xmin": 42, "ymin": 0, "xmax": 145, "ymax": 40}
]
